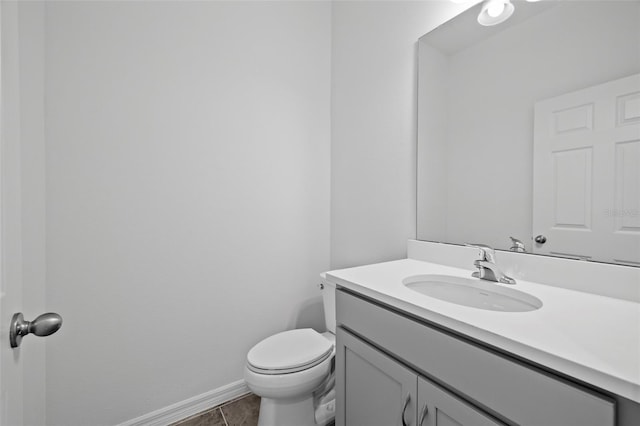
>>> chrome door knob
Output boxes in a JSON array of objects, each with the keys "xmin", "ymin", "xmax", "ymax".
[
  {"xmin": 10, "ymin": 312, "xmax": 63, "ymax": 348},
  {"xmin": 534, "ymin": 235, "xmax": 547, "ymax": 244}
]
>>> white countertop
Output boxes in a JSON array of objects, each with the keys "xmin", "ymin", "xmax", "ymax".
[{"xmin": 326, "ymin": 258, "xmax": 640, "ymax": 403}]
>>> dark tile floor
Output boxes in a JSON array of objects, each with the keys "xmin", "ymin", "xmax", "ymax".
[{"xmin": 171, "ymin": 393, "xmax": 260, "ymax": 426}]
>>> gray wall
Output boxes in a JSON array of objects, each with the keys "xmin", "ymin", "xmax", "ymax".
[
  {"xmin": 330, "ymin": 0, "xmax": 471, "ymax": 269},
  {"xmin": 43, "ymin": 2, "xmax": 330, "ymax": 424}
]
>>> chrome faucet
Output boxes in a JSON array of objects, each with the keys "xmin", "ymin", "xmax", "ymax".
[{"xmin": 465, "ymin": 243, "xmax": 516, "ymax": 285}]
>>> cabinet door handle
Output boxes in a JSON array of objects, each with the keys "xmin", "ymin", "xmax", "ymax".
[
  {"xmin": 419, "ymin": 402, "xmax": 429, "ymax": 425},
  {"xmin": 401, "ymin": 393, "xmax": 411, "ymax": 426}
]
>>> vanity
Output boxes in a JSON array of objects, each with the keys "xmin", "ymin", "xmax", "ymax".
[{"xmin": 325, "ymin": 241, "xmax": 640, "ymax": 426}]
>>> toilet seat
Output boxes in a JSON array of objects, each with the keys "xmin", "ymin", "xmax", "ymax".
[{"xmin": 247, "ymin": 329, "xmax": 334, "ymax": 375}]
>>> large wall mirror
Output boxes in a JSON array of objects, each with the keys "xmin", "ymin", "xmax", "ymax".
[{"xmin": 417, "ymin": 0, "xmax": 640, "ymax": 266}]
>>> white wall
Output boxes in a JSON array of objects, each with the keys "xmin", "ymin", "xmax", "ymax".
[
  {"xmin": 330, "ymin": 0, "xmax": 473, "ymax": 269},
  {"xmin": 43, "ymin": 1, "xmax": 330, "ymax": 425}
]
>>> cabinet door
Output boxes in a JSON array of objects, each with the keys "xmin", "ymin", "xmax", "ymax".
[
  {"xmin": 336, "ymin": 328, "xmax": 417, "ymax": 426},
  {"xmin": 417, "ymin": 377, "xmax": 504, "ymax": 426}
]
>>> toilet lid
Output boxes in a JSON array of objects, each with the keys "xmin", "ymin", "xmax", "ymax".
[{"xmin": 247, "ymin": 329, "xmax": 334, "ymax": 374}]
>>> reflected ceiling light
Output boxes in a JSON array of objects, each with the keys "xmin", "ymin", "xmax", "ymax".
[{"xmin": 477, "ymin": 0, "xmax": 515, "ymax": 26}]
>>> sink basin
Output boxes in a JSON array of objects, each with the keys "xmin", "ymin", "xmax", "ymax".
[{"xmin": 403, "ymin": 274, "xmax": 542, "ymax": 312}]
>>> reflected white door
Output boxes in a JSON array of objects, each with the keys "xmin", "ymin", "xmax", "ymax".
[{"xmin": 533, "ymin": 73, "xmax": 640, "ymax": 265}]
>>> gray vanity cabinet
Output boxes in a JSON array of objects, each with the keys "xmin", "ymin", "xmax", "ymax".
[
  {"xmin": 337, "ymin": 328, "xmax": 417, "ymax": 426},
  {"xmin": 335, "ymin": 288, "xmax": 618, "ymax": 426},
  {"xmin": 417, "ymin": 376, "xmax": 504, "ymax": 426},
  {"xmin": 337, "ymin": 327, "xmax": 504, "ymax": 426}
]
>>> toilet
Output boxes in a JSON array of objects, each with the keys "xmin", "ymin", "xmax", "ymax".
[{"xmin": 244, "ymin": 277, "xmax": 336, "ymax": 426}]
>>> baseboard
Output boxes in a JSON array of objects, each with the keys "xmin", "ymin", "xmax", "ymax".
[{"xmin": 118, "ymin": 380, "xmax": 250, "ymax": 426}]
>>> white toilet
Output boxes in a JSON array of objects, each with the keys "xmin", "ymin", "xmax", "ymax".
[{"xmin": 244, "ymin": 278, "xmax": 336, "ymax": 426}]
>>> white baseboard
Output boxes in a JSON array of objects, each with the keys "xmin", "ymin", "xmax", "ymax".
[{"xmin": 118, "ymin": 380, "xmax": 250, "ymax": 426}]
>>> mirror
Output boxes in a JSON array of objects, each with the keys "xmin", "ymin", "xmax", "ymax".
[{"xmin": 417, "ymin": 0, "xmax": 640, "ymax": 265}]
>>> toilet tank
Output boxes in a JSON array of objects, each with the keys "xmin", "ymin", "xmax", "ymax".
[{"xmin": 320, "ymin": 273, "xmax": 336, "ymax": 334}]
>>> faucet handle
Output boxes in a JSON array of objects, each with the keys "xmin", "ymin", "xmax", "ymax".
[
  {"xmin": 464, "ymin": 243, "xmax": 496, "ymax": 262},
  {"xmin": 509, "ymin": 236, "xmax": 526, "ymax": 253}
]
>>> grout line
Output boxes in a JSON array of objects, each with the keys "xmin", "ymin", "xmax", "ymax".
[
  {"xmin": 219, "ymin": 407, "xmax": 229, "ymax": 426},
  {"xmin": 220, "ymin": 392, "xmax": 251, "ymax": 408}
]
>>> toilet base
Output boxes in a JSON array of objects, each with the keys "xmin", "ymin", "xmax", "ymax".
[{"xmin": 257, "ymin": 394, "xmax": 317, "ymax": 426}]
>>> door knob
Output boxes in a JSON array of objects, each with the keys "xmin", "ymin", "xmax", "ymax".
[
  {"xmin": 535, "ymin": 235, "xmax": 547, "ymax": 244},
  {"xmin": 10, "ymin": 312, "xmax": 63, "ymax": 348}
]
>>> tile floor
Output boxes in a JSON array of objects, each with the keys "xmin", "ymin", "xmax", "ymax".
[{"xmin": 171, "ymin": 393, "xmax": 260, "ymax": 426}]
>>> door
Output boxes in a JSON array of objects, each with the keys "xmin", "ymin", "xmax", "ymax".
[
  {"xmin": 336, "ymin": 328, "xmax": 417, "ymax": 426},
  {"xmin": 533, "ymin": 73, "xmax": 640, "ymax": 265},
  {"xmin": 1, "ymin": 3, "xmax": 26, "ymax": 425},
  {"xmin": 1, "ymin": 2, "xmax": 48, "ymax": 425},
  {"xmin": 417, "ymin": 377, "xmax": 504, "ymax": 426}
]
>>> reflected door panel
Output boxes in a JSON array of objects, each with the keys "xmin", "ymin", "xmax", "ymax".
[{"xmin": 533, "ymin": 73, "xmax": 640, "ymax": 265}]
